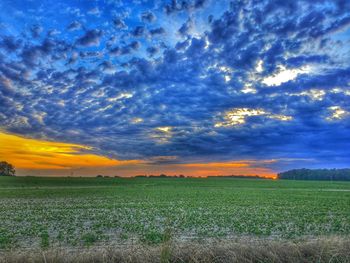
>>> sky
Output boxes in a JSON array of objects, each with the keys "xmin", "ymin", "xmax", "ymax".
[{"xmin": 0, "ymin": 0, "xmax": 349, "ymax": 178}]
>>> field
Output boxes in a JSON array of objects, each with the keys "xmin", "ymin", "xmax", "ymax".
[{"xmin": 0, "ymin": 176, "xmax": 349, "ymax": 252}]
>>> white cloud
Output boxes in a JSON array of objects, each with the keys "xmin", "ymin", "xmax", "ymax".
[
  {"xmin": 215, "ymin": 108, "xmax": 292, "ymax": 127},
  {"xmin": 289, "ymin": 89, "xmax": 326, "ymax": 101},
  {"xmin": 326, "ymin": 106, "xmax": 350, "ymax": 120},
  {"xmin": 107, "ymin": 92, "xmax": 133, "ymax": 102},
  {"xmin": 150, "ymin": 126, "xmax": 173, "ymax": 143},
  {"xmin": 262, "ymin": 65, "xmax": 311, "ymax": 86}
]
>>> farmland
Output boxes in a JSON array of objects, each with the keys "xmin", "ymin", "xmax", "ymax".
[{"xmin": 0, "ymin": 176, "xmax": 349, "ymax": 250}]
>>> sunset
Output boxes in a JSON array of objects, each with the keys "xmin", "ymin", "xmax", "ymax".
[
  {"xmin": 0, "ymin": 0, "xmax": 349, "ymax": 177},
  {"xmin": 0, "ymin": 0, "xmax": 349, "ymax": 262},
  {"xmin": 0, "ymin": 132, "xmax": 276, "ymax": 178}
]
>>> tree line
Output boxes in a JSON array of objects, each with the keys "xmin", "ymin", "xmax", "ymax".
[{"xmin": 278, "ymin": 168, "xmax": 350, "ymax": 181}]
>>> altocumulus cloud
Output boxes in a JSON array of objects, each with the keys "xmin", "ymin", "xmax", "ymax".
[{"xmin": 0, "ymin": 0, "xmax": 349, "ymax": 174}]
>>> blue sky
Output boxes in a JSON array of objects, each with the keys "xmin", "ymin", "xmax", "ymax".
[{"xmin": 0, "ymin": 0, "xmax": 350, "ymax": 176}]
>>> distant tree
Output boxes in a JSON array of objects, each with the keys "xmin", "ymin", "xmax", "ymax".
[
  {"xmin": 96, "ymin": 174, "xmax": 103, "ymax": 178},
  {"xmin": 278, "ymin": 168, "xmax": 350, "ymax": 181},
  {"xmin": 0, "ymin": 161, "xmax": 15, "ymax": 176}
]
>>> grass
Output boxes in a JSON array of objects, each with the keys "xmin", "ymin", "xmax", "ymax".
[
  {"xmin": 0, "ymin": 176, "xmax": 349, "ymax": 251},
  {"xmin": 0, "ymin": 237, "xmax": 349, "ymax": 263}
]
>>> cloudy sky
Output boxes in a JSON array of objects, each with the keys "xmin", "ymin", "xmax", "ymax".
[{"xmin": 0, "ymin": 0, "xmax": 349, "ymax": 177}]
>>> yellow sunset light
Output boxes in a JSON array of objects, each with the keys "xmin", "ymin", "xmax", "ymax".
[{"xmin": 0, "ymin": 132, "xmax": 140, "ymax": 170}]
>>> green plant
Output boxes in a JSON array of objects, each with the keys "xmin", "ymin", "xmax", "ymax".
[
  {"xmin": 82, "ymin": 232, "xmax": 98, "ymax": 246},
  {"xmin": 40, "ymin": 231, "xmax": 50, "ymax": 249}
]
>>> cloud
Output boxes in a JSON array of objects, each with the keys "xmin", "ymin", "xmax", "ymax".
[
  {"xmin": 150, "ymin": 27, "xmax": 166, "ymax": 36},
  {"xmin": 164, "ymin": 0, "xmax": 208, "ymax": 15},
  {"xmin": 67, "ymin": 21, "xmax": 82, "ymax": 31},
  {"xmin": 132, "ymin": 26, "xmax": 146, "ymax": 37},
  {"xmin": 147, "ymin": 46, "xmax": 159, "ymax": 56},
  {"xmin": 0, "ymin": 0, "xmax": 350, "ymax": 175},
  {"xmin": 0, "ymin": 132, "xmax": 140, "ymax": 170},
  {"xmin": 326, "ymin": 106, "xmax": 350, "ymax": 121},
  {"xmin": 214, "ymin": 108, "xmax": 292, "ymax": 127},
  {"xmin": 87, "ymin": 7, "xmax": 101, "ymax": 16},
  {"xmin": 141, "ymin": 11, "xmax": 156, "ymax": 23},
  {"xmin": 262, "ymin": 65, "xmax": 312, "ymax": 86},
  {"xmin": 113, "ymin": 18, "xmax": 127, "ymax": 29},
  {"xmin": 178, "ymin": 19, "xmax": 192, "ymax": 36},
  {"xmin": 30, "ymin": 24, "xmax": 43, "ymax": 38},
  {"xmin": 76, "ymin": 29, "xmax": 103, "ymax": 46},
  {"xmin": 0, "ymin": 36, "xmax": 22, "ymax": 52}
]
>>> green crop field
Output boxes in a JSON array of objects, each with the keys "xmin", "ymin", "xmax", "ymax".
[{"xmin": 0, "ymin": 176, "xmax": 349, "ymax": 249}]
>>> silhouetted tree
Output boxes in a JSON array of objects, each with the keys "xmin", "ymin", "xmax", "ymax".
[{"xmin": 0, "ymin": 161, "xmax": 15, "ymax": 176}]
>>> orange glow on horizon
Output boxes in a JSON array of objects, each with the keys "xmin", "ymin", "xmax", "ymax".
[
  {"xmin": 0, "ymin": 132, "xmax": 140, "ymax": 169},
  {"xmin": 120, "ymin": 161, "xmax": 277, "ymax": 179},
  {"xmin": 0, "ymin": 132, "xmax": 277, "ymax": 178},
  {"xmin": 182, "ymin": 162, "xmax": 248, "ymax": 168},
  {"xmin": 179, "ymin": 161, "xmax": 276, "ymax": 178}
]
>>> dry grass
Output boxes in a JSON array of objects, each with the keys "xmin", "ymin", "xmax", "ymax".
[{"xmin": 1, "ymin": 237, "xmax": 349, "ymax": 263}]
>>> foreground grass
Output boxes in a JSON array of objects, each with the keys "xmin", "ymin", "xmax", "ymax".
[
  {"xmin": 0, "ymin": 176, "xmax": 349, "ymax": 249},
  {"xmin": 1, "ymin": 237, "xmax": 349, "ymax": 263}
]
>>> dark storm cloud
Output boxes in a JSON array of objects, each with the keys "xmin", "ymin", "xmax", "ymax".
[
  {"xmin": 129, "ymin": 41, "xmax": 140, "ymax": 50},
  {"xmin": 0, "ymin": 36, "xmax": 22, "ymax": 52},
  {"xmin": 178, "ymin": 19, "xmax": 192, "ymax": 36},
  {"xmin": 109, "ymin": 46, "xmax": 121, "ymax": 56},
  {"xmin": 76, "ymin": 29, "xmax": 103, "ymax": 47},
  {"xmin": 99, "ymin": 61, "xmax": 115, "ymax": 74},
  {"xmin": 132, "ymin": 26, "xmax": 146, "ymax": 37},
  {"xmin": 175, "ymin": 39, "xmax": 190, "ymax": 50},
  {"xmin": 150, "ymin": 27, "xmax": 166, "ymax": 36},
  {"xmin": 109, "ymin": 41, "xmax": 141, "ymax": 57},
  {"xmin": 141, "ymin": 11, "xmax": 156, "ymax": 23},
  {"xmin": 87, "ymin": 7, "xmax": 101, "ymax": 16},
  {"xmin": 147, "ymin": 46, "xmax": 159, "ymax": 56},
  {"xmin": 285, "ymin": 55, "xmax": 329, "ymax": 68},
  {"xmin": 67, "ymin": 21, "xmax": 82, "ymax": 31},
  {"xmin": 164, "ymin": 0, "xmax": 208, "ymax": 14},
  {"xmin": 113, "ymin": 18, "xmax": 127, "ymax": 29},
  {"xmin": 30, "ymin": 25, "xmax": 43, "ymax": 38},
  {"xmin": 0, "ymin": 0, "xmax": 350, "ymax": 171},
  {"xmin": 21, "ymin": 46, "xmax": 42, "ymax": 66}
]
